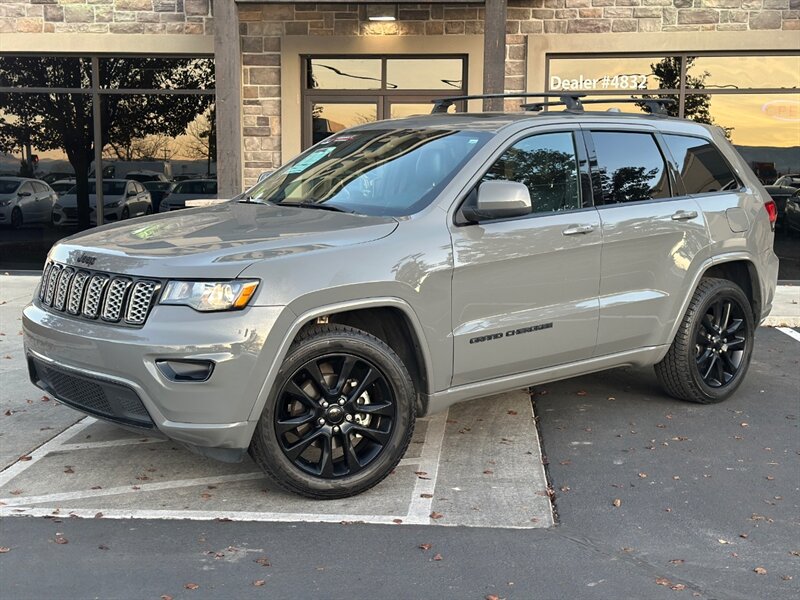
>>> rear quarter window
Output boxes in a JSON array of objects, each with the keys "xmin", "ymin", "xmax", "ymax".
[{"xmin": 663, "ymin": 134, "xmax": 740, "ymax": 194}]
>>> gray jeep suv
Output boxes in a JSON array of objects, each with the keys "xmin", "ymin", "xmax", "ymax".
[{"xmin": 23, "ymin": 94, "xmax": 779, "ymax": 499}]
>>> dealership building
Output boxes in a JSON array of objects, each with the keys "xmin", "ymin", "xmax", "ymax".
[{"xmin": 0, "ymin": 1, "xmax": 798, "ymax": 272}]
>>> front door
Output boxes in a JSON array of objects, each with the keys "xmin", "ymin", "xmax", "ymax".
[{"xmin": 450, "ymin": 128, "xmax": 602, "ymax": 387}]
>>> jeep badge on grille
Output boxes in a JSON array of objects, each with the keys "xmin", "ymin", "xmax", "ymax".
[{"xmin": 76, "ymin": 253, "xmax": 96, "ymax": 266}]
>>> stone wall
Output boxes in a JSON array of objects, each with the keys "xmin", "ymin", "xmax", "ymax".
[
  {"xmin": 0, "ymin": 0, "xmax": 213, "ymax": 34},
  {"xmin": 238, "ymin": 1, "xmax": 798, "ymax": 183}
]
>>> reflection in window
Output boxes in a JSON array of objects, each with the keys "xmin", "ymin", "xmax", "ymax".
[
  {"xmin": 691, "ymin": 56, "xmax": 800, "ymax": 91},
  {"xmin": 663, "ymin": 134, "xmax": 740, "ymax": 194},
  {"xmin": 248, "ymin": 129, "xmax": 490, "ymax": 217},
  {"xmin": 482, "ymin": 132, "xmax": 581, "ymax": 213},
  {"xmin": 307, "ymin": 59, "xmax": 382, "ymax": 90},
  {"xmin": 386, "ymin": 59, "xmax": 463, "ymax": 90},
  {"xmin": 311, "ymin": 103, "xmax": 378, "ymax": 144},
  {"xmin": 591, "ymin": 132, "xmax": 670, "ymax": 204},
  {"xmin": 99, "ymin": 57, "xmax": 215, "ymax": 90},
  {"xmin": 0, "ymin": 56, "xmax": 91, "ymax": 89},
  {"xmin": 389, "ymin": 103, "xmax": 455, "ymax": 119}
]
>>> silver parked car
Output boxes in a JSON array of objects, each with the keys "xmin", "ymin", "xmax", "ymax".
[
  {"xmin": 52, "ymin": 179, "xmax": 152, "ymax": 226},
  {"xmin": 0, "ymin": 177, "xmax": 58, "ymax": 229},
  {"xmin": 23, "ymin": 94, "xmax": 779, "ymax": 499},
  {"xmin": 158, "ymin": 179, "xmax": 218, "ymax": 212}
]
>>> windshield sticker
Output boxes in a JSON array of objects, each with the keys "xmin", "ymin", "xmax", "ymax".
[
  {"xmin": 287, "ymin": 147, "xmax": 335, "ymax": 174},
  {"xmin": 468, "ymin": 138, "xmax": 479, "ymax": 144}
]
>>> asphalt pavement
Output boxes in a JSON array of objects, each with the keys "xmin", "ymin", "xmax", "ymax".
[{"xmin": 0, "ymin": 327, "xmax": 797, "ymax": 599}]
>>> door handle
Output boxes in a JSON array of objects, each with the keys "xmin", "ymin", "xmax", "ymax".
[
  {"xmin": 562, "ymin": 224, "xmax": 595, "ymax": 236},
  {"xmin": 671, "ymin": 210, "xmax": 698, "ymax": 221}
]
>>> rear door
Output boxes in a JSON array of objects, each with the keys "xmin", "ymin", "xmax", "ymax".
[
  {"xmin": 583, "ymin": 125, "xmax": 710, "ymax": 355},
  {"xmin": 450, "ymin": 127, "xmax": 602, "ymax": 386}
]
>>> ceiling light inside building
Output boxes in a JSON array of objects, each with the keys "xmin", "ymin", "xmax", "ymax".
[{"xmin": 366, "ymin": 4, "xmax": 398, "ymax": 21}]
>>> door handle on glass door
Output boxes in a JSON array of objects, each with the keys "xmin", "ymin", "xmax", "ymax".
[
  {"xmin": 562, "ymin": 224, "xmax": 595, "ymax": 236},
  {"xmin": 671, "ymin": 210, "xmax": 698, "ymax": 221}
]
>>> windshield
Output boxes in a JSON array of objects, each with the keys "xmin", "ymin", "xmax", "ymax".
[
  {"xmin": 67, "ymin": 181, "xmax": 127, "ymax": 196},
  {"xmin": 0, "ymin": 180, "xmax": 21, "ymax": 195},
  {"xmin": 244, "ymin": 128, "xmax": 491, "ymax": 216}
]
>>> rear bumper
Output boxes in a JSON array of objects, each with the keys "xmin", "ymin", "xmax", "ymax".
[{"xmin": 23, "ymin": 301, "xmax": 286, "ymax": 452}]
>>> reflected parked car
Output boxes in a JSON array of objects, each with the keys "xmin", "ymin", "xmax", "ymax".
[
  {"xmin": 126, "ymin": 170, "xmax": 170, "ymax": 184},
  {"xmin": 764, "ymin": 184, "xmax": 798, "ymax": 226},
  {"xmin": 50, "ymin": 179, "xmax": 77, "ymax": 197},
  {"xmin": 159, "ymin": 179, "xmax": 218, "ymax": 212},
  {"xmin": 0, "ymin": 177, "xmax": 57, "ymax": 229},
  {"xmin": 142, "ymin": 180, "xmax": 174, "ymax": 213},
  {"xmin": 774, "ymin": 174, "xmax": 800, "ymax": 189},
  {"xmin": 53, "ymin": 179, "xmax": 152, "ymax": 227},
  {"xmin": 785, "ymin": 190, "xmax": 800, "ymax": 235}
]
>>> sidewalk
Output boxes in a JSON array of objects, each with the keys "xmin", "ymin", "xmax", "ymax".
[{"xmin": 762, "ymin": 283, "xmax": 800, "ymax": 326}]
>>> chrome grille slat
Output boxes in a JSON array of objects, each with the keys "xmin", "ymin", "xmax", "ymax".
[
  {"xmin": 101, "ymin": 278, "xmax": 132, "ymax": 322},
  {"xmin": 38, "ymin": 261, "xmax": 159, "ymax": 327},
  {"xmin": 53, "ymin": 268, "xmax": 75, "ymax": 311},
  {"xmin": 82, "ymin": 275, "xmax": 109, "ymax": 319},
  {"xmin": 126, "ymin": 280, "xmax": 158, "ymax": 325},
  {"xmin": 44, "ymin": 264, "xmax": 62, "ymax": 306},
  {"xmin": 67, "ymin": 271, "xmax": 90, "ymax": 315}
]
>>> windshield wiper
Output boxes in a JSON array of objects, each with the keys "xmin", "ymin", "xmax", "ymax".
[{"xmin": 291, "ymin": 201, "xmax": 353, "ymax": 213}]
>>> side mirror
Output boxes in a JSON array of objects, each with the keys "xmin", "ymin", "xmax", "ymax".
[
  {"xmin": 18, "ymin": 190, "xmax": 32, "ymax": 197},
  {"xmin": 127, "ymin": 190, "xmax": 138, "ymax": 197},
  {"xmin": 462, "ymin": 181, "xmax": 532, "ymax": 222}
]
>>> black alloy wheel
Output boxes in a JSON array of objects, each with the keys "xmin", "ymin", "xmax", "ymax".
[
  {"xmin": 249, "ymin": 324, "xmax": 415, "ymax": 499},
  {"xmin": 655, "ymin": 277, "xmax": 754, "ymax": 404},
  {"xmin": 121, "ymin": 206, "xmax": 130, "ymax": 220},
  {"xmin": 275, "ymin": 353, "xmax": 396, "ymax": 478},
  {"xmin": 694, "ymin": 296, "xmax": 747, "ymax": 388}
]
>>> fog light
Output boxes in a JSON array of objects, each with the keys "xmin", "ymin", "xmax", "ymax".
[{"xmin": 156, "ymin": 359, "xmax": 215, "ymax": 382}]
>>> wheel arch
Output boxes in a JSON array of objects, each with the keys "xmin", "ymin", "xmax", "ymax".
[{"xmin": 248, "ymin": 298, "xmax": 434, "ymax": 422}]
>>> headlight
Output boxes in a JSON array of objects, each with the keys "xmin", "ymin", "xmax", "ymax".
[
  {"xmin": 54, "ymin": 202, "xmax": 62, "ymax": 210},
  {"xmin": 159, "ymin": 280, "xmax": 259, "ymax": 312},
  {"xmin": 106, "ymin": 200, "xmax": 122, "ymax": 208},
  {"xmin": 0, "ymin": 199, "xmax": 11, "ymax": 207}
]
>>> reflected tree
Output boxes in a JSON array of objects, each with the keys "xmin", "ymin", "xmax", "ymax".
[{"xmin": 0, "ymin": 57, "xmax": 214, "ymax": 229}]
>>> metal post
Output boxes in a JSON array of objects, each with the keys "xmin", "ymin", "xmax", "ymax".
[
  {"xmin": 91, "ymin": 56, "xmax": 104, "ymax": 226},
  {"xmin": 483, "ymin": 0, "xmax": 507, "ymax": 112}
]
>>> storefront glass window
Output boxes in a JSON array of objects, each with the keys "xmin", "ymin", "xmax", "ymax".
[
  {"xmin": 386, "ymin": 59, "xmax": 463, "ymax": 90},
  {"xmin": 690, "ymin": 55, "xmax": 800, "ymax": 91},
  {"xmin": 307, "ymin": 58, "xmax": 382, "ymax": 90}
]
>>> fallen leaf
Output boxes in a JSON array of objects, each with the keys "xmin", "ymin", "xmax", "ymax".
[
  {"xmin": 655, "ymin": 577, "xmax": 671, "ymax": 586},
  {"xmin": 741, "ymin": 422, "xmax": 749, "ymax": 427},
  {"xmin": 184, "ymin": 583, "xmax": 200, "ymax": 590},
  {"xmin": 253, "ymin": 557, "xmax": 271, "ymax": 567},
  {"xmin": 432, "ymin": 553, "xmax": 443, "ymax": 561},
  {"xmin": 98, "ymin": 544, "xmax": 109, "ymax": 550},
  {"xmin": 559, "ymin": 459, "xmax": 572, "ymax": 465},
  {"xmin": 754, "ymin": 567, "xmax": 767, "ymax": 575},
  {"xmin": 418, "ymin": 543, "xmax": 433, "ymax": 551},
  {"xmin": 392, "ymin": 518, "xmax": 403, "ymax": 524},
  {"xmin": 781, "ymin": 575, "xmax": 793, "ymax": 581},
  {"xmin": 612, "ymin": 498, "xmax": 621, "ymax": 507},
  {"xmin": 669, "ymin": 559, "xmax": 684, "ymax": 564},
  {"xmin": 200, "ymin": 492, "xmax": 212, "ymax": 500},
  {"xmin": 10, "ymin": 489, "xmax": 23, "ymax": 496},
  {"xmin": 160, "ymin": 596, "xmax": 173, "ymax": 600},
  {"xmin": 718, "ymin": 539, "xmax": 730, "ymax": 545},
  {"xmin": 790, "ymin": 550, "xmax": 800, "ymax": 557},
  {"xmin": 766, "ymin": 475, "xmax": 774, "ymax": 481},
  {"xmin": 621, "ymin": 547, "xmax": 634, "ymax": 553},
  {"xmin": 414, "ymin": 471, "xmax": 428, "ymax": 476},
  {"xmin": 420, "ymin": 493, "xmax": 433, "ymax": 499},
  {"xmin": 559, "ymin": 485, "xmax": 570, "ymax": 493},
  {"xmin": 486, "ymin": 595, "xmax": 500, "ymax": 600},
  {"xmin": 253, "ymin": 580, "xmax": 266, "ymax": 587},
  {"xmin": 483, "ymin": 470, "xmax": 494, "ymax": 475},
  {"xmin": 430, "ymin": 512, "xmax": 444, "ymax": 520},
  {"xmin": 3, "ymin": 410, "xmax": 11, "ymax": 416},
  {"xmin": 672, "ymin": 584, "xmax": 686, "ymax": 591},
  {"xmin": 739, "ymin": 533, "xmax": 748, "ymax": 539},
  {"xmin": 507, "ymin": 410, "xmax": 518, "ymax": 415},
  {"xmin": 638, "ymin": 472, "xmax": 648, "ymax": 479},
  {"xmin": 576, "ymin": 390, "xmax": 587, "ymax": 396},
  {"xmin": 54, "ymin": 535, "xmax": 68, "ymax": 545},
  {"xmin": 41, "ymin": 396, "xmax": 50, "ymax": 402},
  {"xmin": 0, "ymin": 547, "xmax": 10, "ymax": 553},
  {"xmin": 63, "ymin": 466, "xmax": 74, "ymax": 474},
  {"xmin": 18, "ymin": 456, "xmax": 31, "ymax": 462}
]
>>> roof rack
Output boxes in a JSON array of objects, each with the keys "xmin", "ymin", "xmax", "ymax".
[
  {"xmin": 520, "ymin": 97, "xmax": 677, "ymax": 116},
  {"xmin": 430, "ymin": 92, "xmax": 586, "ymax": 114}
]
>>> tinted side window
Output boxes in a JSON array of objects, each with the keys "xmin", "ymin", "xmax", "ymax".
[
  {"xmin": 591, "ymin": 131, "xmax": 670, "ymax": 204},
  {"xmin": 32, "ymin": 182, "xmax": 46, "ymax": 193},
  {"xmin": 481, "ymin": 131, "xmax": 581, "ymax": 214},
  {"xmin": 205, "ymin": 181, "xmax": 217, "ymax": 194},
  {"xmin": 663, "ymin": 134, "xmax": 740, "ymax": 194}
]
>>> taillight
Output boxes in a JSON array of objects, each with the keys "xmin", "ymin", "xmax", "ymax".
[{"xmin": 764, "ymin": 199, "xmax": 777, "ymax": 230}]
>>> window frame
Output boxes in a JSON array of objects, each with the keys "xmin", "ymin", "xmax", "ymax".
[
  {"xmin": 582, "ymin": 127, "xmax": 678, "ymax": 208},
  {"xmin": 453, "ymin": 127, "xmax": 595, "ymax": 227},
  {"xmin": 660, "ymin": 132, "xmax": 745, "ymax": 198}
]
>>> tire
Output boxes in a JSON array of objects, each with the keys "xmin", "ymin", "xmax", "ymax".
[
  {"xmin": 655, "ymin": 277, "xmax": 754, "ymax": 404},
  {"xmin": 10, "ymin": 207, "xmax": 22, "ymax": 229},
  {"xmin": 249, "ymin": 324, "xmax": 416, "ymax": 499},
  {"xmin": 121, "ymin": 207, "xmax": 130, "ymax": 220},
  {"xmin": 145, "ymin": 205, "xmax": 152, "ymax": 215}
]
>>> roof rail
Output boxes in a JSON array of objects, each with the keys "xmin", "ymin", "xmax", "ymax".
[
  {"xmin": 430, "ymin": 92, "xmax": 586, "ymax": 114},
  {"xmin": 520, "ymin": 97, "xmax": 677, "ymax": 116}
]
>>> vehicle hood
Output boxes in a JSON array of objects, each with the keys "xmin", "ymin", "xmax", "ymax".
[
  {"xmin": 59, "ymin": 193, "xmax": 124, "ymax": 207},
  {"xmin": 48, "ymin": 200, "xmax": 399, "ymax": 278}
]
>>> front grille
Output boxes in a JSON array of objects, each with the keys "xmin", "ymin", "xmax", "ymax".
[
  {"xmin": 62, "ymin": 207, "xmax": 77, "ymax": 217},
  {"xmin": 38, "ymin": 260, "xmax": 160, "ymax": 327},
  {"xmin": 29, "ymin": 357, "xmax": 154, "ymax": 428}
]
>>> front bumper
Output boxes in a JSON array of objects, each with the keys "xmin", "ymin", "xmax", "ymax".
[{"xmin": 23, "ymin": 300, "xmax": 286, "ymax": 453}]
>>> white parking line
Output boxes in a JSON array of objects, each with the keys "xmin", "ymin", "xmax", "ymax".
[
  {"xmin": 0, "ymin": 417, "xmax": 95, "ymax": 488},
  {"xmin": 405, "ymin": 410, "xmax": 448, "ymax": 524},
  {"xmin": 776, "ymin": 326, "xmax": 800, "ymax": 343},
  {"xmin": 0, "ymin": 472, "xmax": 265, "ymax": 507}
]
